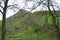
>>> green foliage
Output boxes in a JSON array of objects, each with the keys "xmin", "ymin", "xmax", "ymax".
[
  {"xmin": 0, "ymin": 10, "xmax": 60, "ymax": 40},
  {"xmin": 5, "ymin": 27, "xmax": 57, "ymax": 40}
]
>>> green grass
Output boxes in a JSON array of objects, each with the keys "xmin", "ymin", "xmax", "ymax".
[
  {"xmin": 5, "ymin": 27, "xmax": 57, "ymax": 40},
  {"xmin": 0, "ymin": 14, "xmax": 60, "ymax": 40}
]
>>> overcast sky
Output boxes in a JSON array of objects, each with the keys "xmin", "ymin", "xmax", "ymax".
[{"xmin": 0, "ymin": 0, "xmax": 60, "ymax": 20}]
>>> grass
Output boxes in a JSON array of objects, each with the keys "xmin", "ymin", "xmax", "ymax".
[
  {"xmin": 5, "ymin": 15, "xmax": 60, "ymax": 40},
  {"xmin": 5, "ymin": 27, "xmax": 57, "ymax": 40},
  {"xmin": 0, "ymin": 14, "xmax": 60, "ymax": 40}
]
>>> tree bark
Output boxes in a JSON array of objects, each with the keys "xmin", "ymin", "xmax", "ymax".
[
  {"xmin": 1, "ymin": 0, "xmax": 8, "ymax": 40},
  {"xmin": 1, "ymin": 13, "xmax": 6, "ymax": 40}
]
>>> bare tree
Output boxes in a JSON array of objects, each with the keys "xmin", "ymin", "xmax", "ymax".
[
  {"xmin": 0, "ymin": 0, "xmax": 19, "ymax": 40},
  {"xmin": 25, "ymin": 0, "xmax": 60, "ymax": 40}
]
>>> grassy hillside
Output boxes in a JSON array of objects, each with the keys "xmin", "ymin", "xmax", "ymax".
[{"xmin": 0, "ymin": 10, "xmax": 60, "ymax": 40}]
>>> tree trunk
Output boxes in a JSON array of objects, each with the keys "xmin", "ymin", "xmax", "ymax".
[
  {"xmin": 1, "ymin": 13, "xmax": 6, "ymax": 40},
  {"xmin": 1, "ymin": 0, "xmax": 8, "ymax": 40},
  {"xmin": 47, "ymin": 0, "xmax": 60, "ymax": 40},
  {"xmin": 53, "ymin": 17, "xmax": 60, "ymax": 40}
]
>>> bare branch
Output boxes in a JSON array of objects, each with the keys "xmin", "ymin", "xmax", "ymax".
[
  {"xmin": 0, "ymin": 5, "xmax": 4, "ymax": 9},
  {"xmin": 7, "ymin": 5, "xmax": 14, "ymax": 7},
  {"xmin": 51, "ymin": 5, "xmax": 57, "ymax": 16},
  {"xmin": 0, "ymin": 10, "xmax": 3, "ymax": 14},
  {"xmin": 7, "ymin": 4, "xmax": 16, "ymax": 8},
  {"xmin": 31, "ymin": 0, "xmax": 45, "ymax": 11}
]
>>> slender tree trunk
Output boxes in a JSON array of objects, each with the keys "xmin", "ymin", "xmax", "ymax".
[
  {"xmin": 1, "ymin": 0, "xmax": 8, "ymax": 40},
  {"xmin": 55, "ymin": 17, "xmax": 60, "ymax": 40},
  {"xmin": 1, "ymin": 13, "xmax": 6, "ymax": 40},
  {"xmin": 47, "ymin": 0, "xmax": 60, "ymax": 40}
]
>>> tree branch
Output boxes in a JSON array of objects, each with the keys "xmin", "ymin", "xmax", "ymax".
[
  {"xmin": 0, "ymin": 10, "xmax": 3, "ymax": 14},
  {"xmin": 0, "ymin": 5, "xmax": 4, "ymax": 9},
  {"xmin": 7, "ymin": 5, "xmax": 14, "ymax": 7},
  {"xmin": 31, "ymin": 0, "xmax": 45, "ymax": 11}
]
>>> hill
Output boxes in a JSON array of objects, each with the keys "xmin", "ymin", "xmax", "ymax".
[{"xmin": 0, "ymin": 9, "xmax": 60, "ymax": 40}]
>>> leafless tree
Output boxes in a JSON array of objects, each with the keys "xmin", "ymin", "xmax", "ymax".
[
  {"xmin": 0, "ymin": 0, "xmax": 19, "ymax": 40},
  {"xmin": 25, "ymin": 0, "xmax": 60, "ymax": 40}
]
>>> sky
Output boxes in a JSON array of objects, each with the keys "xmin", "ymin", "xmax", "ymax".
[{"xmin": 0, "ymin": 0, "xmax": 60, "ymax": 20}]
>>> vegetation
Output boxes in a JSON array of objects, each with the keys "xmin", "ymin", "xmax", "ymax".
[
  {"xmin": 0, "ymin": 0, "xmax": 60, "ymax": 40},
  {"xmin": 0, "ymin": 10, "xmax": 60, "ymax": 40}
]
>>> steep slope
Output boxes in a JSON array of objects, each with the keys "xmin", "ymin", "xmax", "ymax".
[
  {"xmin": 6, "ymin": 9, "xmax": 31, "ymax": 25},
  {"xmin": 0, "ymin": 10, "xmax": 60, "ymax": 40},
  {"xmin": 6, "ymin": 9, "xmax": 31, "ymax": 34},
  {"xmin": 0, "ymin": 9, "xmax": 31, "ymax": 31},
  {"xmin": 6, "ymin": 10, "xmax": 60, "ymax": 40}
]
